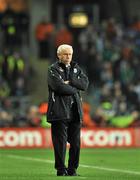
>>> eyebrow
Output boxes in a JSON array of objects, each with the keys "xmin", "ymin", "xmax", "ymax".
[{"xmin": 63, "ymin": 53, "xmax": 72, "ymax": 55}]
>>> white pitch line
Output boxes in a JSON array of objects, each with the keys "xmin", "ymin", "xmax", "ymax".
[
  {"xmin": 6, "ymin": 155, "xmax": 87, "ymax": 179},
  {"xmin": 7, "ymin": 154, "xmax": 140, "ymax": 176},
  {"xmin": 80, "ymin": 164, "xmax": 140, "ymax": 176}
]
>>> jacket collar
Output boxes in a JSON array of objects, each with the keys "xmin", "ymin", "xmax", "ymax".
[{"xmin": 57, "ymin": 60, "xmax": 77, "ymax": 69}]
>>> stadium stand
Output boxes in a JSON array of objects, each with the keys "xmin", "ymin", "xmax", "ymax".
[{"xmin": 0, "ymin": 0, "xmax": 140, "ymax": 128}]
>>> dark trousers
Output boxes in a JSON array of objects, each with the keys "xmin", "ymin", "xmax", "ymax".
[{"xmin": 51, "ymin": 113, "xmax": 81, "ymax": 171}]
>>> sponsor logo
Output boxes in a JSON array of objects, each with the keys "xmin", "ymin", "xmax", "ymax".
[
  {"xmin": 81, "ymin": 130, "xmax": 132, "ymax": 147},
  {"xmin": 0, "ymin": 130, "xmax": 42, "ymax": 147},
  {"xmin": 0, "ymin": 128, "xmax": 138, "ymax": 148}
]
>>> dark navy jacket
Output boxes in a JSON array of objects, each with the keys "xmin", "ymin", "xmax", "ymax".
[{"xmin": 47, "ymin": 61, "xmax": 89, "ymax": 122}]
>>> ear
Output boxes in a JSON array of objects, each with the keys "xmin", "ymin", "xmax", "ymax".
[{"xmin": 57, "ymin": 54, "xmax": 61, "ymax": 59}]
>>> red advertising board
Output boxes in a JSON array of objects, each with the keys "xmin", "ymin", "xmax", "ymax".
[
  {"xmin": 0, "ymin": 128, "xmax": 52, "ymax": 148},
  {"xmin": 81, "ymin": 128, "xmax": 136, "ymax": 148},
  {"xmin": 0, "ymin": 128, "xmax": 140, "ymax": 148}
]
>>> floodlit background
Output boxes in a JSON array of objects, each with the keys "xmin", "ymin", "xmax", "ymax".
[
  {"xmin": 0, "ymin": 0, "xmax": 140, "ymax": 179},
  {"xmin": 1, "ymin": 0, "xmax": 140, "ymax": 128}
]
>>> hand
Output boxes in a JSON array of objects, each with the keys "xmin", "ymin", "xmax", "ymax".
[{"xmin": 64, "ymin": 81, "xmax": 69, "ymax": 84}]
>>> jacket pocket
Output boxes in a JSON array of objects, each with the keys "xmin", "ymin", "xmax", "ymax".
[{"xmin": 47, "ymin": 94, "xmax": 69, "ymax": 120}]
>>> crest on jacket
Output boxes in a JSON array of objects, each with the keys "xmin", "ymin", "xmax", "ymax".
[{"xmin": 74, "ymin": 68, "xmax": 77, "ymax": 73}]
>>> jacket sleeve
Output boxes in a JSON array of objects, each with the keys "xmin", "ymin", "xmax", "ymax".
[
  {"xmin": 48, "ymin": 66, "xmax": 77, "ymax": 95},
  {"xmin": 70, "ymin": 66, "xmax": 89, "ymax": 91}
]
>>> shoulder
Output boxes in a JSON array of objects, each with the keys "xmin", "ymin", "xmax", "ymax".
[
  {"xmin": 71, "ymin": 61, "xmax": 79, "ymax": 68},
  {"xmin": 48, "ymin": 62, "xmax": 64, "ymax": 75},
  {"xmin": 48, "ymin": 62, "xmax": 58, "ymax": 70},
  {"xmin": 72, "ymin": 61, "xmax": 82, "ymax": 70}
]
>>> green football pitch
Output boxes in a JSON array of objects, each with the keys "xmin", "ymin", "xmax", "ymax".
[{"xmin": 0, "ymin": 148, "xmax": 140, "ymax": 180}]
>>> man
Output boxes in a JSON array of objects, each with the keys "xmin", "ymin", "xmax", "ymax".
[{"xmin": 47, "ymin": 44, "xmax": 89, "ymax": 176}]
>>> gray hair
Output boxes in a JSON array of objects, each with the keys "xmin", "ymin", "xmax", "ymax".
[{"xmin": 57, "ymin": 44, "xmax": 73, "ymax": 54}]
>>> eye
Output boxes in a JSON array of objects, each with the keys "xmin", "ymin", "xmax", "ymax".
[{"xmin": 63, "ymin": 53, "xmax": 72, "ymax": 56}]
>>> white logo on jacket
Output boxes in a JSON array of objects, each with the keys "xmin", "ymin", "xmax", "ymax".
[
  {"xmin": 59, "ymin": 67, "xmax": 64, "ymax": 72},
  {"xmin": 73, "ymin": 68, "xmax": 77, "ymax": 73}
]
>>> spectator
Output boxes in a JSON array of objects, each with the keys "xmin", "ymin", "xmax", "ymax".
[
  {"xmin": 55, "ymin": 25, "xmax": 73, "ymax": 47},
  {"xmin": 27, "ymin": 105, "xmax": 41, "ymax": 127},
  {"xmin": 82, "ymin": 102, "xmax": 95, "ymax": 127},
  {"xmin": 35, "ymin": 18, "xmax": 55, "ymax": 59}
]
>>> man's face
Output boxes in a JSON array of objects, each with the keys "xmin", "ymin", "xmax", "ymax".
[{"xmin": 58, "ymin": 48, "xmax": 73, "ymax": 65}]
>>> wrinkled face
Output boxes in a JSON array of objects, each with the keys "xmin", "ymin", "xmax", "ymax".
[{"xmin": 57, "ymin": 48, "xmax": 73, "ymax": 65}]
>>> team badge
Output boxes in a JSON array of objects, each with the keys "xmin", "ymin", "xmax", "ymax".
[{"xmin": 74, "ymin": 68, "xmax": 77, "ymax": 73}]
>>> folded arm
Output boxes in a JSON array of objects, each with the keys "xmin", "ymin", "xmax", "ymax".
[
  {"xmin": 48, "ymin": 67, "xmax": 77, "ymax": 95},
  {"xmin": 70, "ymin": 67, "xmax": 89, "ymax": 91}
]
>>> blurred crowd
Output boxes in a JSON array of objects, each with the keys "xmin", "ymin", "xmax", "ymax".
[
  {"xmin": 0, "ymin": 4, "xmax": 31, "ymax": 127},
  {"xmin": 76, "ymin": 17, "xmax": 140, "ymax": 128},
  {"xmin": 35, "ymin": 16, "xmax": 140, "ymax": 128},
  {"xmin": 1, "ymin": 5, "xmax": 140, "ymax": 128}
]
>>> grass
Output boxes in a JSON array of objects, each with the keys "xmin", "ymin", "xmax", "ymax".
[{"xmin": 0, "ymin": 148, "xmax": 140, "ymax": 180}]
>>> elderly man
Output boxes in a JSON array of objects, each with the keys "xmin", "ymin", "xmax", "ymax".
[{"xmin": 47, "ymin": 44, "xmax": 89, "ymax": 176}]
